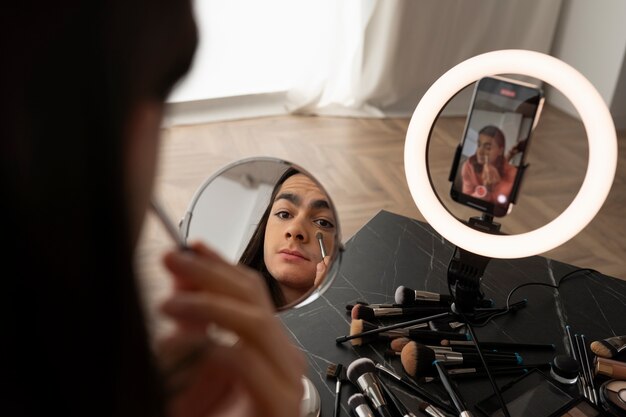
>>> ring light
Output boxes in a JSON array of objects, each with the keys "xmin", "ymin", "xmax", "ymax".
[{"xmin": 404, "ymin": 49, "xmax": 618, "ymax": 259}]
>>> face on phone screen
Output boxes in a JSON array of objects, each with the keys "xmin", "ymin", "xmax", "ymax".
[{"xmin": 450, "ymin": 76, "xmax": 544, "ymax": 217}]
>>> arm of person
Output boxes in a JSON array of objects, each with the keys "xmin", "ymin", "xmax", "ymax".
[
  {"xmin": 158, "ymin": 242, "xmax": 306, "ymax": 417},
  {"xmin": 461, "ymin": 161, "xmax": 479, "ymax": 195},
  {"xmin": 491, "ymin": 164, "xmax": 518, "ymax": 200}
]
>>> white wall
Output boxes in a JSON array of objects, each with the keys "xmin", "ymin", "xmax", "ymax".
[{"xmin": 547, "ymin": 0, "xmax": 626, "ymax": 129}]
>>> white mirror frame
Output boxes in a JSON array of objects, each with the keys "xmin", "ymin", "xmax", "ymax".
[
  {"xmin": 180, "ymin": 156, "xmax": 343, "ymax": 311},
  {"xmin": 404, "ymin": 49, "xmax": 618, "ymax": 259}
]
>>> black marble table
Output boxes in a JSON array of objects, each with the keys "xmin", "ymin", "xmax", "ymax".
[{"xmin": 280, "ymin": 210, "xmax": 626, "ymax": 417}]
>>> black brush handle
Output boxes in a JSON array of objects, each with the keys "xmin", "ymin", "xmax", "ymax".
[
  {"xmin": 434, "ymin": 361, "xmax": 467, "ymax": 414},
  {"xmin": 379, "ymin": 378, "xmax": 412, "ymax": 417},
  {"xmin": 377, "ymin": 370, "xmax": 456, "ymax": 415},
  {"xmin": 408, "ymin": 329, "xmax": 469, "ymax": 341},
  {"xmin": 335, "ymin": 312, "xmax": 451, "ymax": 343},
  {"xmin": 460, "ymin": 353, "xmax": 521, "ymax": 366},
  {"xmin": 375, "ymin": 405, "xmax": 395, "ymax": 417},
  {"xmin": 449, "ymin": 340, "xmax": 555, "ymax": 351}
]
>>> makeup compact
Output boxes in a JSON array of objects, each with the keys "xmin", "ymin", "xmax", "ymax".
[
  {"xmin": 598, "ymin": 379, "xmax": 626, "ymax": 416},
  {"xmin": 550, "ymin": 354, "xmax": 580, "ymax": 385}
]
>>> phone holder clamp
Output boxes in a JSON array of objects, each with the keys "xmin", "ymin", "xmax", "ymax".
[{"xmin": 448, "ymin": 215, "xmax": 501, "ymax": 315}]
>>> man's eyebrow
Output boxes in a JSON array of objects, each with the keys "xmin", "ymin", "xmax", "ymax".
[
  {"xmin": 275, "ymin": 193, "xmax": 331, "ymax": 211},
  {"xmin": 310, "ymin": 199, "xmax": 330, "ymax": 210},
  {"xmin": 275, "ymin": 192, "xmax": 301, "ymax": 205}
]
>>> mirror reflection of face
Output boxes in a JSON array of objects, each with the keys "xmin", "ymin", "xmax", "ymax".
[
  {"xmin": 263, "ymin": 174, "xmax": 337, "ymax": 304},
  {"xmin": 475, "ymin": 134, "xmax": 503, "ymax": 165}
]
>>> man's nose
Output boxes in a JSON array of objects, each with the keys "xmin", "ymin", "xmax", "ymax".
[{"xmin": 285, "ymin": 218, "xmax": 308, "ymax": 241}]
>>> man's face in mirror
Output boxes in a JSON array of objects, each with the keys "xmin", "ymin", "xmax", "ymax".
[{"xmin": 263, "ymin": 174, "xmax": 337, "ymax": 303}]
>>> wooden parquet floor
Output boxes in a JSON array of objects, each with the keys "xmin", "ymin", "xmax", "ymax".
[{"xmin": 137, "ymin": 105, "xmax": 625, "ymax": 321}]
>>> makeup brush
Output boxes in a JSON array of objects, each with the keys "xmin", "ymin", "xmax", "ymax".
[
  {"xmin": 326, "ymin": 362, "xmax": 346, "ymax": 417},
  {"xmin": 434, "ymin": 360, "xmax": 474, "ymax": 417},
  {"xmin": 400, "ymin": 341, "xmax": 522, "ymax": 377},
  {"xmin": 438, "ymin": 364, "xmax": 551, "ymax": 379},
  {"xmin": 395, "ymin": 285, "xmax": 494, "ymax": 308},
  {"xmin": 346, "ymin": 302, "xmax": 403, "ymax": 311},
  {"xmin": 347, "ymin": 358, "xmax": 395, "ymax": 417},
  {"xmin": 581, "ymin": 334, "xmax": 599, "ymax": 404},
  {"xmin": 351, "ymin": 304, "xmax": 450, "ymax": 321},
  {"xmin": 420, "ymin": 341, "xmax": 523, "ymax": 365},
  {"xmin": 336, "ymin": 312, "xmax": 451, "ymax": 344},
  {"xmin": 575, "ymin": 333, "xmax": 594, "ymax": 402},
  {"xmin": 315, "ymin": 231, "xmax": 327, "ymax": 259},
  {"xmin": 386, "ymin": 347, "xmax": 504, "ymax": 359},
  {"xmin": 150, "ymin": 198, "xmax": 187, "ymax": 249},
  {"xmin": 348, "ymin": 320, "xmax": 468, "ymax": 346},
  {"xmin": 347, "ymin": 393, "xmax": 375, "ymax": 417},
  {"xmin": 418, "ymin": 402, "xmax": 448, "ymax": 417},
  {"xmin": 390, "ymin": 337, "xmax": 413, "ymax": 352},
  {"xmin": 391, "ymin": 337, "xmax": 504, "ymax": 355},
  {"xmin": 590, "ymin": 334, "xmax": 626, "ymax": 359},
  {"xmin": 378, "ymin": 378, "xmax": 418, "ymax": 417},
  {"xmin": 441, "ymin": 339, "xmax": 555, "ymax": 351},
  {"xmin": 349, "ymin": 319, "xmax": 437, "ymax": 346},
  {"xmin": 395, "ymin": 285, "xmax": 453, "ymax": 306},
  {"xmin": 374, "ymin": 362, "xmax": 456, "ymax": 416}
]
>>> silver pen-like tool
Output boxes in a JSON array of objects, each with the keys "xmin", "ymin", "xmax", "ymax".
[
  {"xmin": 150, "ymin": 198, "xmax": 187, "ymax": 249},
  {"xmin": 315, "ymin": 231, "xmax": 327, "ymax": 259}
]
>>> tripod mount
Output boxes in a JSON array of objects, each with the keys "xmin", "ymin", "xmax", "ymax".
[{"xmin": 448, "ymin": 214, "xmax": 501, "ymax": 317}]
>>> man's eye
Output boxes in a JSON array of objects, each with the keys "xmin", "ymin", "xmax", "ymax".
[
  {"xmin": 275, "ymin": 211, "xmax": 291, "ymax": 220},
  {"xmin": 315, "ymin": 219, "xmax": 335, "ymax": 229}
]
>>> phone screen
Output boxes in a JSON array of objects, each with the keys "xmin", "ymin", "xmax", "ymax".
[{"xmin": 449, "ymin": 76, "xmax": 544, "ymax": 217}]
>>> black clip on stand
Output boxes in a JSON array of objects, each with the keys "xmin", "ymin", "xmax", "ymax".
[{"xmin": 448, "ymin": 214, "xmax": 501, "ymax": 319}]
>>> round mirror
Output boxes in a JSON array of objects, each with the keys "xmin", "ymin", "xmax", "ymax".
[{"xmin": 180, "ymin": 157, "xmax": 343, "ymax": 311}]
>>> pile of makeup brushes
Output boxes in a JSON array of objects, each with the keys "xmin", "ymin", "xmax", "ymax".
[{"xmin": 331, "ymin": 286, "xmax": 556, "ymax": 417}]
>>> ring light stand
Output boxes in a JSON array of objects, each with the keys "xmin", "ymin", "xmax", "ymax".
[
  {"xmin": 404, "ymin": 49, "xmax": 617, "ymax": 314},
  {"xmin": 402, "ymin": 49, "xmax": 618, "ymax": 417}
]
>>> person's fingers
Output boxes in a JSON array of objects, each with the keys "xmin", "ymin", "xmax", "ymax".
[
  {"xmin": 168, "ymin": 342, "xmax": 303, "ymax": 417},
  {"xmin": 219, "ymin": 343, "xmax": 304, "ymax": 417},
  {"xmin": 314, "ymin": 261, "xmax": 326, "ymax": 287},
  {"xmin": 163, "ymin": 249, "xmax": 274, "ymax": 311},
  {"xmin": 161, "ymin": 291, "xmax": 305, "ymax": 384}
]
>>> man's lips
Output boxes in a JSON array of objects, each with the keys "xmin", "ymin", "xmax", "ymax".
[{"xmin": 279, "ymin": 249, "xmax": 310, "ymax": 261}]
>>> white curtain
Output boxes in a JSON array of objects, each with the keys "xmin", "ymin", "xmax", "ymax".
[
  {"xmin": 287, "ymin": 0, "xmax": 563, "ymax": 118},
  {"xmin": 166, "ymin": 0, "xmax": 563, "ymax": 125}
]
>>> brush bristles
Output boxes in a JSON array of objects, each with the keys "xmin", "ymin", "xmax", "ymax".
[
  {"xmin": 400, "ymin": 341, "xmax": 436, "ymax": 377},
  {"xmin": 348, "ymin": 393, "xmax": 368, "ymax": 410},
  {"xmin": 352, "ymin": 304, "xmax": 376, "ymax": 321},
  {"xmin": 590, "ymin": 340, "xmax": 615, "ymax": 358},
  {"xmin": 390, "ymin": 337, "xmax": 412, "ymax": 352},
  {"xmin": 326, "ymin": 362, "xmax": 344, "ymax": 380},
  {"xmin": 346, "ymin": 357, "xmax": 377, "ymax": 385},
  {"xmin": 349, "ymin": 320, "xmax": 381, "ymax": 346},
  {"xmin": 395, "ymin": 285, "xmax": 415, "ymax": 305},
  {"xmin": 349, "ymin": 319, "xmax": 364, "ymax": 346},
  {"xmin": 385, "ymin": 349, "xmax": 400, "ymax": 358}
]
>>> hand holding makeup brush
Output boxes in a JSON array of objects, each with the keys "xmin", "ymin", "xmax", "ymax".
[
  {"xmin": 314, "ymin": 232, "xmax": 330, "ymax": 287},
  {"xmin": 159, "ymin": 241, "xmax": 307, "ymax": 417}
]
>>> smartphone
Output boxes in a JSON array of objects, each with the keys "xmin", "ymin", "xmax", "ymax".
[{"xmin": 449, "ymin": 76, "xmax": 544, "ymax": 217}]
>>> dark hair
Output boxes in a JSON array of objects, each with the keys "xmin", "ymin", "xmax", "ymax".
[
  {"xmin": 470, "ymin": 125, "xmax": 507, "ymax": 175},
  {"xmin": 238, "ymin": 168, "xmax": 301, "ymax": 307},
  {"xmin": 3, "ymin": 1, "xmax": 196, "ymax": 416}
]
